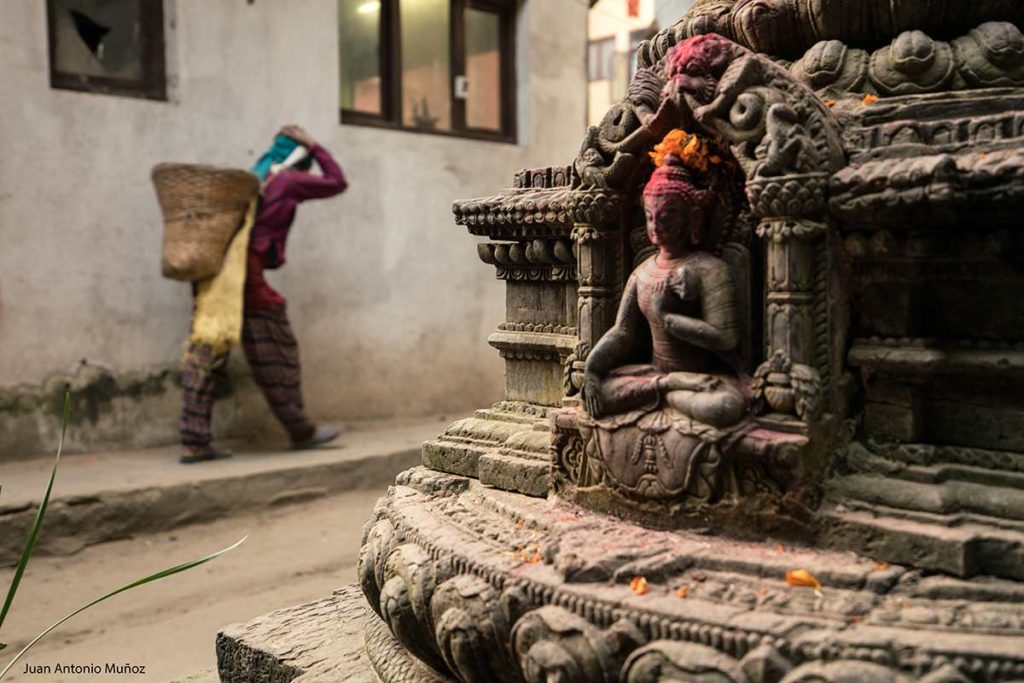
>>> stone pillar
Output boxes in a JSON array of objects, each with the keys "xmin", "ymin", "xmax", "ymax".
[
  {"xmin": 760, "ymin": 219, "xmax": 824, "ymax": 369},
  {"xmin": 563, "ymin": 190, "xmax": 626, "ymax": 402},
  {"xmin": 573, "ymin": 223, "xmax": 620, "ymax": 359},
  {"xmin": 748, "ymin": 180, "xmax": 832, "ymax": 424}
]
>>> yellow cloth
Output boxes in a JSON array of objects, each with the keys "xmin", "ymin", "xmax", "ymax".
[{"xmin": 189, "ymin": 199, "xmax": 257, "ymax": 356}]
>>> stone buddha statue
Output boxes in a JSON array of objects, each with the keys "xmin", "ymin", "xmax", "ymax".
[{"xmin": 582, "ymin": 144, "xmax": 747, "ymax": 430}]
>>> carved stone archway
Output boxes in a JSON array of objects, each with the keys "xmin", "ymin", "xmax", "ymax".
[{"xmin": 567, "ymin": 33, "xmax": 846, "ymax": 444}]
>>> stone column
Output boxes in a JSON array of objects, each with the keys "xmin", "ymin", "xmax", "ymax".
[
  {"xmin": 563, "ymin": 190, "xmax": 626, "ymax": 402},
  {"xmin": 748, "ymin": 178, "xmax": 831, "ymax": 424}
]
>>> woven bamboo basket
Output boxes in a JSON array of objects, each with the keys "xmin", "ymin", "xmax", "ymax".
[{"xmin": 152, "ymin": 163, "xmax": 260, "ymax": 281}]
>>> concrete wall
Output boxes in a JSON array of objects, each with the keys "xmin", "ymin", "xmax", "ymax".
[{"xmin": 0, "ymin": 0, "xmax": 588, "ymax": 458}]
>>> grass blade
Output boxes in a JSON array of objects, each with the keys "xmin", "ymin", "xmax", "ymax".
[
  {"xmin": 0, "ymin": 391, "xmax": 71, "ymax": 631},
  {"xmin": 0, "ymin": 535, "xmax": 247, "ymax": 680}
]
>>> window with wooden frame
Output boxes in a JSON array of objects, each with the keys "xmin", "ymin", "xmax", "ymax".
[
  {"xmin": 339, "ymin": 0, "xmax": 517, "ymax": 142},
  {"xmin": 46, "ymin": 0, "xmax": 166, "ymax": 101}
]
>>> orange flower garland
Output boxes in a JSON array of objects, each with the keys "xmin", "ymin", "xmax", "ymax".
[{"xmin": 649, "ymin": 129, "xmax": 722, "ymax": 173}]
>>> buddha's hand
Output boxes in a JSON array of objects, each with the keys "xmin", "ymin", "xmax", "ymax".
[
  {"xmin": 668, "ymin": 265, "xmax": 702, "ymax": 302},
  {"xmin": 582, "ymin": 372, "xmax": 605, "ymax": 418}
]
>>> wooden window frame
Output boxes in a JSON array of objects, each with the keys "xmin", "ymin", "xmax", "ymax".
[
  {"xmin": 46, "ymin": 0, "xmax": 167, "ymax": 101},
  {"xmin": 340, "ymin": 0, "xmax": 517, "ymax": 144}
]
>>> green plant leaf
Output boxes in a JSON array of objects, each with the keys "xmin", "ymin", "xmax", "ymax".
[
  {"xmin": 0, "ymin": 391, "xmax": 70, "ymax": 632},
  {"xmin": 0, "ymin": 535, "xmax": 246, "ymax": 680}
]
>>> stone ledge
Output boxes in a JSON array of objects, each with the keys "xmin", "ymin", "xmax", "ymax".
[
  {"xmin": 0, "ymin": 418, "xmax": 440, "ymax": 566},
  {"xmin": 216, "ymin": 585, "xmax": 447, "ymax": 683}
]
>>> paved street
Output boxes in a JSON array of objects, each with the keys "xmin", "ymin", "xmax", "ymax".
[{"xmin": 0, "ymin": 489, "xmax": 385, "ymax": 682}]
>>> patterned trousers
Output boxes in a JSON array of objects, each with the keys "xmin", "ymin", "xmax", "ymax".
[{"xmin": 180, "ymin": 307, "xmax": 316, "ymax": 448}]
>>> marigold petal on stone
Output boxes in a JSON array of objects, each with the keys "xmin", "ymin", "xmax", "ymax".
[
  {"xmin": 874, "ymin": 562, "xmax": 889, "ymax": 572},
  {"xmin": 823, "ymin": 98, "xmax": 837, "ymax": 107},
  {"xmin": 630, "ymin": 576, "xmax": 649, "ymax": 595},
  {"xmin": 785, "ymin": 568, "xmax": 821, "ymax": 589},
  {"xmin": 677, "ymin": 586, "xmax": 689, "ymax": 598},
  {"xmin": 862, "ymin": 94, "xmax": 879, "ymax": 106}
]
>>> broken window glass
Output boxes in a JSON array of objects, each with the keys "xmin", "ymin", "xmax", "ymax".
[{"xmin": 48, "ymin": 0, "xmax": 165, "ymax": 99}]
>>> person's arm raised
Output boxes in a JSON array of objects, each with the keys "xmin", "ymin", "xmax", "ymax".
[
  {"xmin": 288, "ymin": 143, "xmax": 348, "ymax": 200},
  {"xmin": 278, "ymin": 125, "xmax": 349, "ymax": 200}
]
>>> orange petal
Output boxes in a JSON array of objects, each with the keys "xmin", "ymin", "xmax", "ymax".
[
  {"xmin": 862, "ymin": 94, "xmax": 879, "ymax": 106},
  {"xmin": 775, "ymin": 544, "xmax": 785, "ymax": 553},
  {"xmin": 874, "ymin": 562, "xmax": 889, "ymax": 572},
  {"xmin": 823, "ymin": 98, "xmax": 837, "ymax": 107},
  {"xmin": 677, "ymin": 586, "xmax": 689, "ymax": 598},
  {"xmin": 630, "ymin": 576, "xmax": 649, "ymax": 596},
  {"xmin": 785, "ymin": 568, "xmax": 821, "ymax": 589}
]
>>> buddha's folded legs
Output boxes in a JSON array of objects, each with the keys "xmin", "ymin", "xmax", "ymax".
[
  {"xmin": 663, "ymin": 371, "xmax": 746, "ymax": 428},
  {"xmin": 595, "ymin": 367, "xmax": 746, "ymax": 428}
]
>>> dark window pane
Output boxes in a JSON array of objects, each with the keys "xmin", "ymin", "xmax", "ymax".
[
  {"xmin": 400, "ymin": 0, "xmax": 451, "ymax": 131},
  {"xmin": 465, "ymin": 8, "xmax": 501, "ymax": 131},
  {"xmin": 51, "ymin": 0, "xmax": 144, "ymax": 80},
  {"xmin": 339, "ymin": 0, "xmax": 383, "ymax": 114}
]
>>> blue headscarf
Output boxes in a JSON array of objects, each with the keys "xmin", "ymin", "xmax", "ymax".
[{"xmin": 251, "ymin": 134, "xmax": 306, "ymax": 181}]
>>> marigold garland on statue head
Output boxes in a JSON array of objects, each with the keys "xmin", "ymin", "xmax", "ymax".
[{"xmin": 649, "ymin": 129, "xmax": 723, "ymax": 173}]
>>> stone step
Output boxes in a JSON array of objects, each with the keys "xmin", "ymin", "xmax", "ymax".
[
  {"xmin": 862, "ymin": 442, "xmax": 1024, "ymax": 474},
  {"xmin": 831, "ymin": 471, "xmax": 1024, "ymax": 524},
  {"xmin": 478, "ymin": 452, "xmax": 549, "ymax": 496},
  {"xmin": 216, "ymin": 585, "xmax": 448, "ymax": 682},
  {"xmin": 821, "ymin": 502, "xmax": 1024, "ymax": 580},
  {"xmin": 421, "ymin": 411, "xmax": 552, "ymax": 497}
]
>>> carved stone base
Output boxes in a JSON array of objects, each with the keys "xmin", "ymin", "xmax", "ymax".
[{"xmin": 359, "ymin": 467, "xmax": 1024, "ymax": 683}]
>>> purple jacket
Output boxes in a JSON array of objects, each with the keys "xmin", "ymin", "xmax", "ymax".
[{"xmin": 248, "ymin": 143, "xmax": 348, "ymax": 269}]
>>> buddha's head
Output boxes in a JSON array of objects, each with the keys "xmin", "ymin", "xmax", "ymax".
[{"xmin": 642, "ymin": 153, "xmax": 712, "ymax": 254}]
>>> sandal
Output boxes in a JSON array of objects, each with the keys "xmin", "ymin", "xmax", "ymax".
[
  {"xmin": 292, "ymin": 425, "xmax": 344, "ymax": 450},
  {"xmin": 179, "ymin": 446, "xmax": 233, "ymax": 464}
]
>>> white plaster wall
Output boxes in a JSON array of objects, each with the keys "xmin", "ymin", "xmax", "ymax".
[{"xmin": 0, "ymin": 0, "xmax": 587, "ymax": 448}]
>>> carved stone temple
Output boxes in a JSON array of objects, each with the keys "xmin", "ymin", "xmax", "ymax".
[{"xmin": 216, "ymin": 1, "xmax": 1024, "ymax": 681}]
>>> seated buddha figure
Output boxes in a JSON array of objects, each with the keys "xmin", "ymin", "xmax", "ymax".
[{"xmin": 582, "ymin": 144, "xmax": 746, "ymax": 431}]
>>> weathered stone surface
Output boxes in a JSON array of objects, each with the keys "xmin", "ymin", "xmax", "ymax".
[
  {"xmin": 217, "ymin": 586, "xmax": 373, "ymax": 682},
  {"xmin": 357, "ymin": 469, "xmax": 1024, "ymax": 682},
  {"xmin": 478, "ymin": 453, "xmax": 549, "ymax": 497},
  {"xmin": 217, "ymin": 584, "xmax": 448, "ymax": 682}
]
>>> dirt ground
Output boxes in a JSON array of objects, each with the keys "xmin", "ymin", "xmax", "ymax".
[{"xmin": 0, "ymin": 489, "xmax": 386, "ymax": 682}]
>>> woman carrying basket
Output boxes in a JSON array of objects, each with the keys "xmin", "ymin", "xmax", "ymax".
[{"xmin": 180, "ymin": 125, "xmax": 348, "ymax": 463}]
